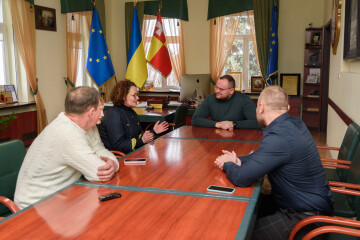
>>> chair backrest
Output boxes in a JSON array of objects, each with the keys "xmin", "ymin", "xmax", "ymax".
[
  {"xmin": 344, "ymin": 142, "xmax": 360, "ymax": 219},
  {"xmin": 338, "ymin": 122, "xmax": 360, "ymax": 160},
  {"xmin": 337, "ymin": 123, "xmax": 360, "ymax": 181},
  {"xmin": 0, "ymin": 139, "xmax": 26, "ymax": 217},
  {"xmin": 172, "ymin": 104, "xmax": 188, "ymax": 129}
]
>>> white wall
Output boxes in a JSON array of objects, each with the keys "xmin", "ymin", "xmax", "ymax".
[{"xmin": 35, "ymin": 0, "xmax": 67, "ymax": 122}]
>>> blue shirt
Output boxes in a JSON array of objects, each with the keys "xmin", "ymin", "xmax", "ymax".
[{"xmin": 223, "ymin": 113, "xmax": 334, "ymax": 212}]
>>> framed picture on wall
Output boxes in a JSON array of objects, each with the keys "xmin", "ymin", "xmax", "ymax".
[
  {"xmin": 251, "ymin": 76, "xmax": 264, "ymax": 92},
  {"xmin": 226, "ymin": 72, "xmax": 242, "ymax": 90},
  {"xmin": 35, "ymin": 5, "xmax": 57, "ymax": 32},
  {"xmin": 343, "ymin": 0, "xmax": 360, "ymax": 60},
  {"xmin": 280, "ymin": 73, "xmax": 300, "ymax": 96}
]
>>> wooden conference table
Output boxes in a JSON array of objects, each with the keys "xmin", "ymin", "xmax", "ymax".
[{"xmin": 0, "ymin": 127, "xmax": 263, "ymax": 240}]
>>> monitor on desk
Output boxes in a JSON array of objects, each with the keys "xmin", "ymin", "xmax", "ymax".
[{"xmin": 179, "ymin": 74, "xmax": 211, "ymax": 102}]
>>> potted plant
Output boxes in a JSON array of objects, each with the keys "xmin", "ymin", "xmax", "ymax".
[{"xmin": 0, "ymin": 113, "xmax": 17, "ymax": 130}]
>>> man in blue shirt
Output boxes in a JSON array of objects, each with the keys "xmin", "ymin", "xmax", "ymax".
[{"xmin": 215, "ymin": 86, "xmax": 333, "ymax": 240}]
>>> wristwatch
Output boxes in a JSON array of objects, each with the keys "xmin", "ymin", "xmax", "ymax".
[{"xmin": 233, "ymin": 122, "xmax": 236, "ymax": 128}]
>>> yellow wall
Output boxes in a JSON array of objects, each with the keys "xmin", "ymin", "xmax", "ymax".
[
  {"xmin": 324, "ymin": 0, "xmax": 360, "ymax": 150},
  {"xmin": 278, "ymin": 0, "xmax": 325, "ymax": 86},
  {"xmin": 35, "ymin": 0, "xmax": 67, "ymax": 122}
]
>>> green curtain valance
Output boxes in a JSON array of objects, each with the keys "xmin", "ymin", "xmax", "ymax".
[
  {"xmin": 60, "ymin": 0, "xmax": 93, "ymax": 13},
  {"xmin": 144, "ymin": 0, "xmax": 188, "ymax": 21},
  {"xmin": 207, "ymin": 0, "xmax": 253, "ymax": 20},
  {"xmin": 60, "ymin": 0, "xmax": 106, "ymax": 35},
  {"xmin": 26, "ymin": 0, "xmax": 34, "ymax": 4}
]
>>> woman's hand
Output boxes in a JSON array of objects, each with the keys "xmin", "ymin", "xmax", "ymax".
[
  {"xmin": 153, "ymin": 121, "xmax": 169, "ymax": 134},
  {"xmin": 142, "ymin": 131, "xmax": 154, "ymax": 143}
]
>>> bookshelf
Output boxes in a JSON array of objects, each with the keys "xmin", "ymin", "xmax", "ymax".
[{"xmin": 302, "ymin": 25, "xmax": 330, "ymax": 131}]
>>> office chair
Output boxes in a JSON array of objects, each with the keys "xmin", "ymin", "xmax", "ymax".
[
  {"xmin": 320, "ymin": 122, "xmax": 360, "ymax": 182},
  {"xmin": 145, "ymin": 104, "xmax": 189, "ymax": 132},
  {"xmin": 322, "ymin": 141, "xmax": 360, "ymax": 219},
  {"xmin": 0, "ymin": 139, "xmax": 26, "ymax": 218}
]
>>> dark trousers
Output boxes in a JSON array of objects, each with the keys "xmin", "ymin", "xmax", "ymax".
[{"xmin": 250, "ymin": 194, "xmax": 329, "ymax": 240}]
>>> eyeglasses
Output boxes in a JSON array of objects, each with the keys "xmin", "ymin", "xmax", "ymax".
[
  {"xmin": 214, "ymin": 85, "xmax": 232, "ymax": 91},
  {"xmin": 128, "ymin": 93, "xmax": 139, "ymax": 98}
]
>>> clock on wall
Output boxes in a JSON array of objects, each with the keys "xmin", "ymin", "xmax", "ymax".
[{"xmin": 331, "ymin": 0, "xmax": 342, "ymax": 54}]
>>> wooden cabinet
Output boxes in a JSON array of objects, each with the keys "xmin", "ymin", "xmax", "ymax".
[
  {"xmin": 302, "ymin": 26, "xmax": 330, "ymax": 131},
  {"xmin": 0, "ymin": 106, "xmax": 37, "ymax": 146}
]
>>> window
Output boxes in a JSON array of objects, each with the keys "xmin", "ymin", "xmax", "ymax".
[
  {"xmin": 223, "ymin": 13, "xmax": 261, "ymax": 90},
  {"xmin": 142, "ymin": 15, "xmax": 180, "ymax": 89},
  {"xmin": 0, "ymin": 0, "xmax": 30, "ymax": 102},
  {"xmin": 0, "ymin": 0, "xmax": 9, "ymax": 85},
  {"xmin": 74, "ymin": 13, "xmax": 92, "ymax": 87}
]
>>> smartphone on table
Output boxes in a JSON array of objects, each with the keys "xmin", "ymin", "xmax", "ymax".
[
  {"xmin": 207, "ymin": 185, "xmax": 235, "ymax": 194},
  {"xmin": 124, "ymin": 158, "xmax": 147, "ymax": 165}
]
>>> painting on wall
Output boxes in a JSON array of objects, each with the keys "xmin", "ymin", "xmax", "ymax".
[{"xmin": 35, "ymin": 5, "xmax": 57, "ymax": 32}]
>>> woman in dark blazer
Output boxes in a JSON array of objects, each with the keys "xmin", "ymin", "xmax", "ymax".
[{"xmin": 100, "ymin": 80, "xmax": 169, "ymax": 154}]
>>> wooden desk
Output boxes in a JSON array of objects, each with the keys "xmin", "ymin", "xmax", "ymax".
[
  {"xmin": 101, "ymin": 138, "xmax": 260, "ymax": 198},
  {"xmin": 0, "ymin": 126, "xmax": 262, "ymax": 239},
  {"xmin": 0, "ymin": 185, "xmax": 252, "ymax": 239},
  {"xmin": 163, "ymin": 126, "xmax": 263, "ymax": 142},
  {"xmin": 133, "ymin": 107, "xmax": 175, "ymax": 123}
]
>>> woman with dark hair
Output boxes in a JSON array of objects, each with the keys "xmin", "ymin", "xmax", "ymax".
[{"xmin": 100, "ymin": 80, "xmax": 169, "ymax": 154}]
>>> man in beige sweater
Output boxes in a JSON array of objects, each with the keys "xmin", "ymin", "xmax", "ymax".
[{"xmin": 15, "ymin": 87, "xmax": 119, "ymax": 209}]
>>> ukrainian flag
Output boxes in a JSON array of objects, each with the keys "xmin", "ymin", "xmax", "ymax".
[
  {"xmin": 126, "ymin": 7, "xmax": 148, "ymax": 88},
  {"xmin": 86, "ymin": 7, "xmax": 115, "ymax": 87},
  {"xmin": 266, "ymin": 0, "xmax": 278, "ymax": 86}
]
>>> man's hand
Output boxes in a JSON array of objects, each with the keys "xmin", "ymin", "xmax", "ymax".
[
  {"xmin": 214, "ymin": 150, "xmax": 240, "ymax": 170},
  {"xmin": 97, "ymin": 156, "xmax": 117, "ymax": 181},
  {"xmin": 215, "ymin": 129, "xmax": 235, "ymax": 138},
  {"xmin": 215, "ymin": 121, "xmax": 234, "ymax": 131},
  {"xmin": 142, "ymin": 131, "xmax": 154, "ymax": 143},
  {"xmin": 153, "ymin": 120, "xmax": 169, "ymax": 134}
]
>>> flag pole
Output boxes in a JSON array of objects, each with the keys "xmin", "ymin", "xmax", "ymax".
[
  {"xmin": 91, "ymin": 0, "xmax": 96, "ymax": 6},
  {"xmin": 158, "ymin": 0, "xmax": 162, "ymax": 11},
  {"xmin": 134, "ymin": 0, "xmax": 137, "ymax": 7}
]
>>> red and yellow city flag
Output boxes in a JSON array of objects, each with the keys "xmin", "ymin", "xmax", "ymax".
[{"xmin": 146, "ymin": 11, "xmax": 172, "ymax": 77}]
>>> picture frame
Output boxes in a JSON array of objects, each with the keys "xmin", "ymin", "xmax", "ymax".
[
  {"xmin": 310, "ymin": 31, "xmax": 322, "ymax": 45},
  {"xmin": 35, "ymin": 5, "xmax": 57, "ymax": 32},
  {"xmin": 251, "ymin": 76, "xmax": 264, "ymax": 92},
  {"xmin": 343, "ymin": 0, "xmax": 360, "ymax": 60},
  {"xmin": 227, "ymin": 72, "xmax": 242, "ymax": 90},
  {"xmin": 280, "ymin": 73, "xmax": 300, "ymax": 96}
]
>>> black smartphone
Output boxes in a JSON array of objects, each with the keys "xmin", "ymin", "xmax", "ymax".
[
  {"xmin": 124, "ymin": 158, "xmax": 147, "ymax": 164},
  {"xmin": 207, "ymin": 185, "xmax": 235, "ymax": 194}
]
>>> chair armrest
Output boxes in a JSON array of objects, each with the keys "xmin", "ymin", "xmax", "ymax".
[
  {"xmin": 110, "ymin": 150, "xmax": 125, "ymax": 159},
  {"xmin": 321, "ymin": 158, "xmax": 351, "ymax": 165},
  {"xmin": 329, "ymin": 181, "xmax": 360, "ymax": 190},
  {"xmin": 331, "ymin": 187, "xmax": 360, "ymax": 196},
  {"xmin": 145, "ymin": 123, "xmax": 155, "ymax": 131},
  {"xmin": 289, "ymin": 216, "xmax": 360, "ymax": 240},
  {"xmin": 0, "ymin": 196, "xmax": 20, "ymax": 214},
  {"xmin": 321, "ymin": 162, "xmax": 350, "ymax": 169},
  {"xmin": 168, "ymin": 123, "xmax": 175, "ymax": 126},
  {"xmin": 316, "ymin": 145, "xmax": 340, "ymax": 151},
  {"xmin": 329, "ymin": 180, "xmax": 360, "ymax": 196}
]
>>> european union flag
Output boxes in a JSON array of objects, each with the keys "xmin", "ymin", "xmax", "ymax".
[
  {"xmin": 266, "ymin": 0, "xmax": 278, "ymax": 86},
  {"xmin": 86, "ymin": 7, "xmax": 115, "ymax": 87}
]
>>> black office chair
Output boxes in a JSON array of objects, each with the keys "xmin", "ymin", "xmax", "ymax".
[
  {"xmin": 168, "ymin": 104, "xmax": 189, "ymax": 130},
  {"xmin": 145, "ymin": 104, "xmax": 189, "ymax": 132}
]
